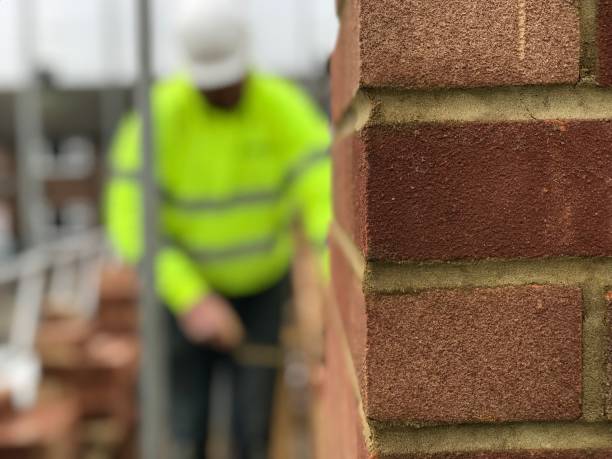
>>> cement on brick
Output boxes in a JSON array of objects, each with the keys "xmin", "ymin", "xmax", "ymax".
[
  {"xmin": 581, "ymin": 283, "xmax": 609, "ymax": 421},
  {"xmin": 581, "ymin": 0, "xmax": 599, "ymax": 82},
  {"xmin": 330, "ymin": 235, "xmax": 367, "ymax": 384},
  {"xmin": 382, "ymin": 448, "xmax": 612, "ymax": 459},
  {"xmin": 323, "ymin": 304, "xmax": 370, "ymax": 458},
  {"xmin": 359, "ymin": 122, "xmax": 612, "ymax": 262},
  {"xmin": 332, "ymin": 137, "xmax": 368, "ymax": 251},
  {"xmin": 366, "ymin": 258, "xmax": 612, "ymax": 422},
  {"xmin": 599, "ymin": 0, "xmax": 612, "ymax": 85},
  {"xmin": 366, "ymin": 258, "xmax": 612, "ymax": 294},
  {"xmin": 607, "ymin": 290, "xmax": 612, "ymax": 419},
  {"xmin": 363, "ymin": 86, "xmax": 612, "ymax": 125},
  {"xmin": 371, "ymin": 422, "xmax": 612, "ymax": 457},
  {"xmin": 365, "ymin": 285, "xmax": 582, "ymax": 423},
  {"xmin": 357, "ymin": 0, "xmax": 580, "ymax": 89},
  {"xmin": 336, "ymin": 91, "xmax": 372, "ymax": 138},
  {"xmin": 326, "ymin": 270, "xmax": 374, "ymax": 453},
  {"xmin": 330, "ymin": 221, "xmax": 366, "ymax": 282}
]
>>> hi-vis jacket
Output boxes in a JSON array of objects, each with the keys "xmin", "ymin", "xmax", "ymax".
[{"xmin": 105, "ymin": 74, "xmax": 331, "ymax": 314}]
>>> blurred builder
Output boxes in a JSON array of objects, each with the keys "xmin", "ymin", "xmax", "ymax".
[{"xmin": 105, "ymin": 0, "xmax": 331, "ymax": 457}]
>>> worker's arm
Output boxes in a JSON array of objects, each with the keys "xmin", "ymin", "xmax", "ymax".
[{"xmin": 104, "ymin": 114, "xmax": 210, "ymax": 314}]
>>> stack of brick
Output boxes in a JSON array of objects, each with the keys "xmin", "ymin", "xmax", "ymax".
[
  {"xmin": 0, "ymin": 384, "xmax": 80, "ymax": 459},
  {"xmin": 37, "ymin": 318, "xmax": 138, "ymax": 425},
  {"xmin": 97, "ymin": 263, "xmax": 140, "ymax": 334},
  {"xmin": 34, "ymin": 263, "xmax": 140, "ymax": 456},
  {"xmin": 328, "ymin": 0, "xmax": 612, "ymax": 457}
]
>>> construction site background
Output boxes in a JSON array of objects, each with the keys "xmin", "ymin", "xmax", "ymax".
[{"xmin": 0, "ymin": 0, "xmax": 338, "ymax": 457}]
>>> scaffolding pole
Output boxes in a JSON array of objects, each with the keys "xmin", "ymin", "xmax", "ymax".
[
  {"xmin": 135, "ymin": 0, "xmax": 169, "ymax": 457},
  {"xmin": 15, "ymin": 0, "xmax": 47, "ymax": 248}
]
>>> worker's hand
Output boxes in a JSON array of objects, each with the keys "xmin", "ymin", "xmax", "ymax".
[{"xmin": 179, "ymin": 294, "xmax": 245, "ymax": 351}]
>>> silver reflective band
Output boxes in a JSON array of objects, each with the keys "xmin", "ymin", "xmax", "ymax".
[
  {"xmin": 109, "ymin": 170, "xmax": 141, "ymax": 181},
  {"xmin": 174, "ymin": 235, "xmax": 280, "ymax": 263},
  {"xmin": 159, "ymin": 149, "xmax": 329, "ymax": 212},
  {"xmin": 160, "ymin": 188, "xmax": 280, "ymax": 211},
  {"xmin": 281, "ymin": 149, "xmax": 329, "ymax": 189},
  {"xmin": 110, "ymin": 149, "xmax": 329, "ymax": 211}
]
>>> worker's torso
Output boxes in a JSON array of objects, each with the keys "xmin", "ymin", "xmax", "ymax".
[{"xmin": 153, "ymin": 75, "xmax": 305, "ymax": 295}]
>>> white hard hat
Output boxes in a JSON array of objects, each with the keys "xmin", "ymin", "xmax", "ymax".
[{"xmin": 176, "ymin": 0, "xmax": 248, "ymax": 90}]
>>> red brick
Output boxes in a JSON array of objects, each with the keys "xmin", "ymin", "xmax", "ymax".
[
  {"xmin": 332, "ymin": 0, "xmax": 579, "ymax": 106},
  {"xmin": 358, "ymin": 121, "xmax": 612, "ymax": 262},
  {"xmin": 599, "ymin": 0, "xmax": 612, "ymax": 86},
  {"xmin": 0, "ymin": 386, "xmax": 80, "ymax": 459},
  {"xmin": 332, "ymin": 135, "xmax": 366, "ymax": 249},
  {"xmin": 331, "ymin": 0, "xmax": 361, "ymax": 122},
  {"xmin": 365, "ymin": 285, "xmax": 582, "ymax": 423},
  {"xmin": 96, "ymin": 299, "xmax": 139, "ymax": 333},
  {"xmin": 383, "ymin": 450, "xmax": 612, "ymax": 459},
  {"xmin": 323, "ymin": 305, "xmax": 369, "ymax": 459},
  {"xmin": 42, "ymin": 333, "xmax": 139, "ymax": 419},
  {"xmin": 99, "ymin": 264, "xmax": 139, "ymax": 303},
  {"xmin": 330, "ymin": 236, "xmax": 367, "ymax": 383}
]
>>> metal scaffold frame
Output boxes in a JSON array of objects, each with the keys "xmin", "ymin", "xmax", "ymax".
[
  {"xmin": 135, "ymin": 0, "xmax": 170, "ymax": 457},
  {"xmin": 15, "ymin": 0, "xmax": 47, "ymax": 248},
  {"xmin": 10, "ymin": 1, "xmax": 169, "ymax": 455}
]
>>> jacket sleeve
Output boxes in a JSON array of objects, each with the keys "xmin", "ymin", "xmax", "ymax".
[
  {"xmin": 280, "ymin": 86, "xmax": 332, "ymax": 279},
  {"xmin": 104, "ymin": 114, "xmax": 210, "ymax": 314}
]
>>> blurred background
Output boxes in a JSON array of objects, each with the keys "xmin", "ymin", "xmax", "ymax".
[
  {"xmin": 0, "ymin": 0, "xmax": 337, "ymax": 457},
  {"xmin": 0, "ymin": 0, "xmax": 337, "ymax": 247}
]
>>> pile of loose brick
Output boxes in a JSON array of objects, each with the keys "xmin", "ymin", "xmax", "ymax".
[
  {"xmin": 0, "ymin": 263, "xmax": 139, "ymax": 458},
  {"xmin": 326, "ymin": 0, "xmax": 612, "ymax": 457}
]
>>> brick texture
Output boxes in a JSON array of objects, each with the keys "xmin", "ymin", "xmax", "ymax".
[
  {"xmin": 333, "ymin": 0, "xmax": 580, "ymax": 114},
  {"xmin": 384, "ymin": 450, "xmax": 612, "ymax": 459},
  {"xmin": 599, "ymin": 0, "xmax": 612, "ymax": 86},
  {"xmin": 331, "ymin": 0, "xmax": 361, "ymax": 121},
  {"xmin": 358, "ymin": 122, "xmax": 612, "ymax": 262},
  {"xmin": 365, "ymin": 285, "xmax": 582, "ymax": 423},
  {"xmin": 322, "ymin": 303, "xmax": 369, "ymax": 459},
  {"xmin": 332, "ymin": 135, "xmax": 366, "ymax": 249},
  {"xmin": 330, "ymin": 235, "xmax": 366, "ymax": 382},
  {"xmin": 0, "ymin": 387, "xmax": 80, "ymax": 459},
  {"xmin": 329, "ymin": 0, "xmax": 610, "ymax": 455}
]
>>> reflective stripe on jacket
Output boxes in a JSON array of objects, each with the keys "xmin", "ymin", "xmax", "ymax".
[{"xmin": 105, "ymin": 73, "xmax": 331, "ymax": 314}]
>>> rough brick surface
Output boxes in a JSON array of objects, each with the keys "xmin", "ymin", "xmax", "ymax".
[
  {"xmin": 0, "ymin": 387, "xmax": 80, "ymax": 459},
  {"xmin": 323, "ymin": 305, "xmax": 369, "ymax": 459},
  {"xmin": 384, "ymin": 450, "xmax": 612, "ymax": 459},
  {"xmin": 330, "ymin": 236, "xmax": 366, "ymax": 382},
  {"xmin": 333, "ymin": 0, "xmax": 579, "ymax": 106},
  {"xmin": 332, "ymin": 135, "xmax": 366, "ymax": 249},
  {"xmin": 359, "ymin": 121, "xmax": 612, "ymax": 262},
  {"xmin": 331, "ymin": 0, "xmax": 360, "ymax": 121},
  {"xmin": 365, "ymin": 285, "xmax": 582, "ymax": 423},
  {"xmin": 599, "ymin": 0, "xmax": 612, "ymax": 86}
]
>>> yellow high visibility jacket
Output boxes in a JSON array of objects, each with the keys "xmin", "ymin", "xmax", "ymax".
[{"xmin": 105, "ymin": 73, "xmax": 331, "ymax": 314}]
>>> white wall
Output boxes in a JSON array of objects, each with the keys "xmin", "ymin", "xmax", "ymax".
[
  {"xmin": 0, "ymin": 1, "xmax": 25, "ymax": 87},
  {"xmin": 0, "ymin": 0, "xmax": 338, "ymax": 89}
]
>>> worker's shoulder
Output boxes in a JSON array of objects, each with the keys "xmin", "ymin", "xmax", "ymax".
[
  {"xmin": 249, "ymin": 74, "xmax": 320, "ymax": 116},
  {"xmin": 153, "ymin": 74, "xmax": 195, "ymax": 110}
]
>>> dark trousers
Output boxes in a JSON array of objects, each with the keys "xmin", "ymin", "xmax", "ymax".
[{"xmin": 167, "ymin": 274, "xmax": 291, "ymax": 459}]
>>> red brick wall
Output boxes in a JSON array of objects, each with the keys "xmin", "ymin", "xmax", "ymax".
[{"xmin": 328, "ymin": 0, "xmax": 612, "ymax": 457}]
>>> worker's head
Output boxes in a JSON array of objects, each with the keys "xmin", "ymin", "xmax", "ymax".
[{"xmin": 177, "ymin": 0, "xmax": 248, "ymax": 109}]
